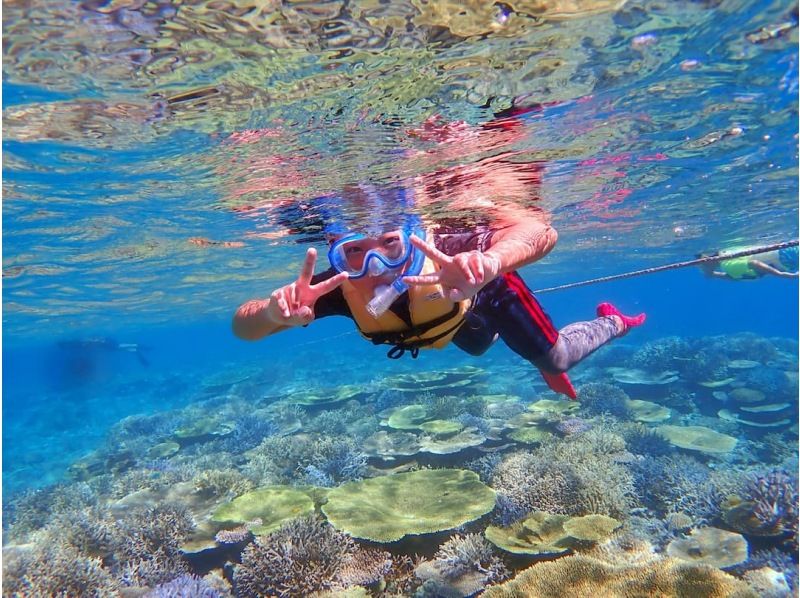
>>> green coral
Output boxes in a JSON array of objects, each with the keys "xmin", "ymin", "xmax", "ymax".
[
  {"xmin": 212, "ymin": 486, "xmax": 315, "ymax": 536},
  {"xmin": 322, "ymin": 469, "xmax": 496, "ymax": 542},
  {"xmin": 485, "ymin": 512, "xmax": 621, "ymax": 555}
]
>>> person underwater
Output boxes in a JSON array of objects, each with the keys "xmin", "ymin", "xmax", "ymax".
[
  {"xmin": 699, "ymin": 245, "xmax": 799, "ymax": 280},
  {"xmin": 57, "ymin": 337, "xmax": 152, "ymax": 367},
  {"xmin": 232, "ymin": 186, "xmax": 646, "ymax": 400}
]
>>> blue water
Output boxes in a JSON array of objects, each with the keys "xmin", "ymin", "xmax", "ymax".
[{"xmin": 3, "ymin": 0, "xmax": 798, "ymax": 595}]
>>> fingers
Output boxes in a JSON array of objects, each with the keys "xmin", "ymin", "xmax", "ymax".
[
  {"xmin": 471, "ymin": 252, "xmax": 485, "ymax": 284},
  {"xmin": 297, "ymin": 247, "xmax": 317, "ymax": 285},
  {"xmin": 409, "ymin": 234, "xmax": 452, "ymax": 266},
  {"xmin": 447, "ymin": 287, "xmax": 467, "ymax": 302},
  {"xmin": 270, "ymin": 285, "xmax": 315, "ymax": 325},
  {"xmin": 453, "ymin": 253, "xmax": 477, "ymax": 286},
  {"xmin": 311, "ymin": 271, "xmax": 349, "ymax": 297},
  {"xmin": 403, "ymin": 273, "xmax": 441, "ymax": 286},
  {"xmin": 296, "ymin": 306, "xmax": 314, "ymax": 323},
  {"xmin": 271, "ymin": 288, "xmax": 292, "ymax": 319}
]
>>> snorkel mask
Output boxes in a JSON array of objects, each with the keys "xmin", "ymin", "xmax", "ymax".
[
  {"xmin": 322, "ymin": 185, "xmax": 425, "ymax": 318},
  {"xmin": 328, "ymin": 222, "xmax": 425, "ymax": 318}
]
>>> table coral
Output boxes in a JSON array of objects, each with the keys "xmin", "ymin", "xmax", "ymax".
[
  {"xmin": 483, "ymin": 554, "xmax": 758, "ymax": 597},
  {"xmin": 322, "ymin": 469, "xmax": 496, "ymax": 542}
]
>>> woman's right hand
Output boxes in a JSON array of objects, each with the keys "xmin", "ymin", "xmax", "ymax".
[{"xmin": 265, "ymin": 247, "xmax": 349, "ymax": 326}]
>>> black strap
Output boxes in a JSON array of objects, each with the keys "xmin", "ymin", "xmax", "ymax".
[
  {"xmin": 362, "ymin": 304, "xmax": 461, "ymax": 346},
  {"xmin": 359, "ymin": 305, "xmax": 465, "ymax": 359}
]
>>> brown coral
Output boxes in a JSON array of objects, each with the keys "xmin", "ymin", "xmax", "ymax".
[{"xmin": 483, "ymin": 554, "xmax": 758, "ymax": 597}]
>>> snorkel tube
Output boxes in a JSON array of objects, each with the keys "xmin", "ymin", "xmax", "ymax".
[{"xmin": 366, "ymin": 231, "xmax": 425, "ymax": 318}]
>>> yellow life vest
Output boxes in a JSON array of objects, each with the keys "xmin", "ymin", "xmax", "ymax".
[{"xmin": 340, "ymin": 252, "xmax": 470, "ymax": 357}]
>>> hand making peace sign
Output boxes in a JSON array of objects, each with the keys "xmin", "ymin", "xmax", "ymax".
[
  {"xmin": 402, "ymin": 234, "xmax": 502, "ymax": 302},
  {"xmin": 266, "ymin": 248, "xmax": 349, "ymax": 326}
]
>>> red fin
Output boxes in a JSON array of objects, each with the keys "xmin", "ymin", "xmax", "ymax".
[{"xmin": 541, "ymin": 371, "xmax": 578, "ymax": 400}]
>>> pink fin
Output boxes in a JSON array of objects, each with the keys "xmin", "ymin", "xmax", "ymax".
[{"xmin": 540, "ymin": 371, "xmax": 578, "ymax": 400}]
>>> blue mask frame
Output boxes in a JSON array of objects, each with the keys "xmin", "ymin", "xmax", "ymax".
[{"xmin": 328, "ymin": 229, "xmax": 419, "ymax": 279}]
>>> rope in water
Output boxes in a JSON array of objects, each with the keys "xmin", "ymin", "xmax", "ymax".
[{"xmin": 533, "ymin": 239, "xmax": 799, "ymax": 294}]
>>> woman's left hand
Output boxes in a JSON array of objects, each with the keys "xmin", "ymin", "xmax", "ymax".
[{"xmin": 402, "ymin": 235, "xmax": 502, "ymax": 301}]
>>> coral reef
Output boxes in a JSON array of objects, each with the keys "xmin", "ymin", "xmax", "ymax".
[
  {"xmin": 416, "ymin": 534, "xmax": 508, "ymax": 597},
  {"xmin": 725, "ymin": 469, "xmax": 799, "ymax": 541},
  {"xmin": 622, "ymin": 423, "xmax": 674, "ymax": 456},
  {"xmin": 631, "ymin": 336, "xmax": 692, "ymax": 371},
  {"xmin": 212, "ymin": 486, "xmax": 315, "ymax": 535},
  {"xmin": 666, "ymin": 527, "xmax": 749, "ymax": 568},
  {"xmin": 2, "ymin": 543, "xmax": 120, "ymax": 597},
  {"xmin": 144, "ymin": 573, "xmax": 226, "ymax": 598},
  {"xmin": 576, "ymin": 382, "xmax": 632, "ymax": 418},
  {"xmin": 242, "ymin": 435, "xmax": 366, "ymax": 487},
  {"xmin": 4, "ymin": 332, "xmax": 795, "ymax": 597},
  {"xmin": 489, "ymin": 425, "xmax": 638, "ymax": 523},
  {"xmin": 631, "ymin": 453, "xmax": 742, "ymax": 523},
  {"xmin": 483, "ymin": 554, "xmax": 758, "ymax": 597},
  {"xmin": 233, "ymin": 516, "xmax": 391, "ymax": 597},
  {"xmin": 322, "ymin": 469, "xmax": 496, "ymax": 542}
]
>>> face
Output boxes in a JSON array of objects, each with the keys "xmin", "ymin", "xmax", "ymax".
[{"xmin": 330, "ymin": 229, "xmax": 410, "ymax": 293}]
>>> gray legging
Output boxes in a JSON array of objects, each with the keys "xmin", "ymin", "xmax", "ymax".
[
  {"xmin": 539, "ymin": 316, "xmax": 620, "ymax": 373},
  {"xmin": 452, "ymin": 272, "xmax": 622, "ymax": 374}
]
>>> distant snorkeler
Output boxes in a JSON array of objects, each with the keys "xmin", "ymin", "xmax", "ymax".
[
  {"xmin": 233, "ymin": 179, "xmax": 646, "ymax": 400},
  {"xmin": 57, "ymin": 337, "xmax": 152, "ymax": 367},
  {"xmin": 699, "ymin": 245, "xmax": 799, "ymax": 280}
]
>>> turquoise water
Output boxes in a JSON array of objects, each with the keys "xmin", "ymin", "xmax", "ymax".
[{"xmin": 3, "ymin": 0, "xmax": 798, "ymax": 596}]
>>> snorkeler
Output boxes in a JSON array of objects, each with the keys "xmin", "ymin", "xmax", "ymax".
[
  {"xmin": 57, "ymin": 337, "xmax": 152, "ymax": 367},
  {"xmin": 699, "ymin": 245, "xmax": 799, "ymax": 280},
  {"xmin": 232, "ymin": 187, "xmax": 645, "ymax": 399}
]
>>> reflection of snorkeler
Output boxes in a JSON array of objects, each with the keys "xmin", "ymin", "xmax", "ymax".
[
  {"xmin": 699, "ymin": 245, "xmax": 799, "ymax": 280},
  {"xmin": 57, "ymin": 337, "xmax": 152, "ymax": 367}
]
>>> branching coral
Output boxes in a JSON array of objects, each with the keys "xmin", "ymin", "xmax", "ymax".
[
  {"xmin": 737, "ymin": 367, "xmax": 794, "ymax": 398},
  {"xmin": 490, "ymin": 451, "xmax": 583, "ymax": 523},
  {"xmin": 631, "ymin": 336, "xmax": 692, "ymax": 372},
  {"xmin": 143, "ymin": 573, "xmax": 225, "ymax": 598},
  {"xmin": 233, "ymin": 516, "xmax": 391, "ymax": 597},
  {"xmin": 112, "ymin": 504, "xmax": 195, "ymax": 587},
  {"xmin": 214, "ymin": 413, "xmax": 278, "ymax": 453},
  {"xmin": 709, "ymin": 332, "xmax": 779, "ymax": 362},
  {"xmin": 490, "ymin": 425, "xmax": 638, "ymax": 523},
  {"xmin": 242, "ymin": 435, "xmax": 366, "ymax": 487},
  {"xmin": 555, "ymin": 417, "xmax": 592, "ymax": 436},
  {"xmin": 631, "ymin": 454, "xmax": 727, "ymax": 523},
  {"xmin": 416, "ymin": 534, "xmax": 509, "ymax": 596},
  {"xmin": 576, "ymin": 382, "xmax": 632, "ymax": 418},
  {"xmin": 4, "ymin": 481, "xmax": 96, "ymax": 543},
  {"xmin": 192, "ymin": 469, "xmax": 254, "ymax": 499},
  {"xmin": 432, "ymin": 534, "xmax": 507, "ymax": 581},
  {"xmin": 622, "ymin": 423, "xmax": 674, "ymax": 456},
  {"xmin": 2, "ymin": 543, "xmax": 120, "ymax": 597},
  {"xmin": 336, "ymin": 548, "xmax": 394, "ymax": 588},
  {"xmin": 745, "ymin": 469, "xmax": 799, "ymax": 541}
]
